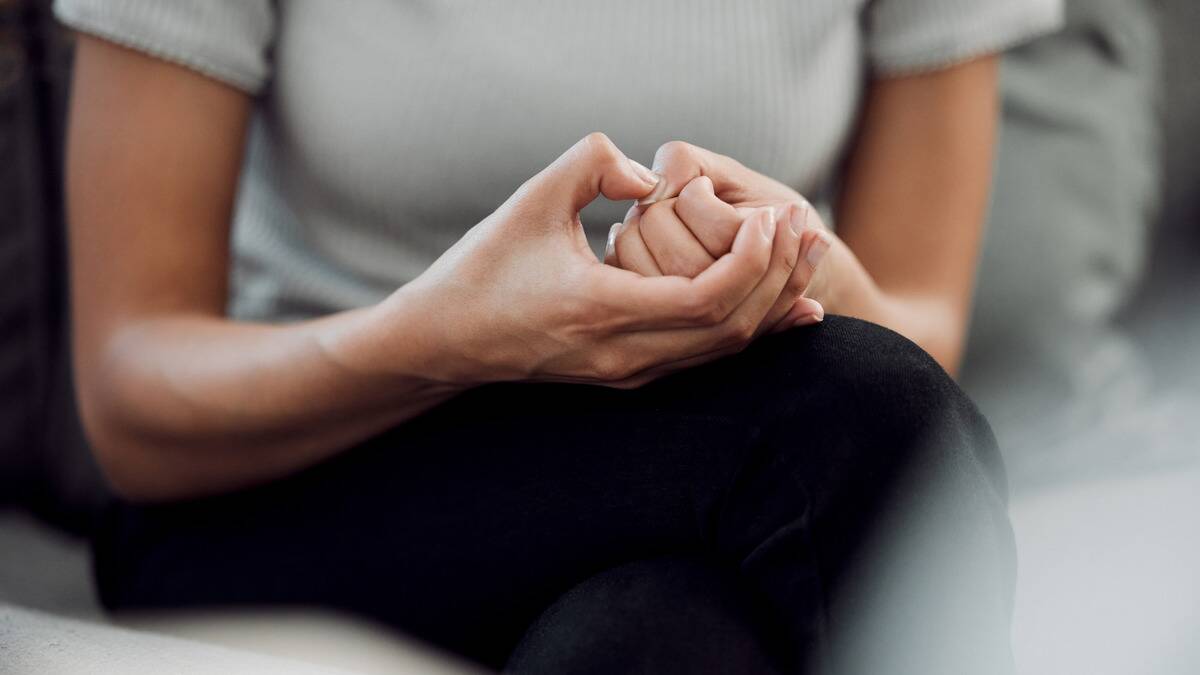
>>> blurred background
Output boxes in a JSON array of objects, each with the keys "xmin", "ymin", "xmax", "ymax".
[{"xmin": 1, "ymin": 0, "xmax": 1197, "ymax": 673}]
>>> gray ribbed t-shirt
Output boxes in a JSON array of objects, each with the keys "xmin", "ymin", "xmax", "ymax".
[{"xmin": 55, "ymin": 0, "xmax": 1062, "ymax": 322}]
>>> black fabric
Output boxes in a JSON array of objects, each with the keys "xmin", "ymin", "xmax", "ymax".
[
  {"xmin": 92, "ymin": 317, "xmax": 1015, "ymax": 675},
  {"xmin": 506, "ymin": 555, "xmax": 788, "ymax": 674}
]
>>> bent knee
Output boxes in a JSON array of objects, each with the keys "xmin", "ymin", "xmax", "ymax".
[
  {"xmin": 754, "ymin": 316, "xmax": 950, "ymax": 389},
  {"xmin": 743, "ymin": 317, "xmax": 972, "ymax": 421},
  {"xmin": 744, "ymin": 317, "xmax": 1005, "ymax": 494}
]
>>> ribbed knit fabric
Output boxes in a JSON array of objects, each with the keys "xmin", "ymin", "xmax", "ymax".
[{"xmin": 55, "ymin": 0, "xmax": 1061, "ymax": 322}]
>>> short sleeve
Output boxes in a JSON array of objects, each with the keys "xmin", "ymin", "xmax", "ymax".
[
  {"xmin": 865, "ymin": 0, "xmax": 1064, "ymax": 76},
  {"xmin": 54, "ymin": 0, "xmax": 275, "ymax": 93}
]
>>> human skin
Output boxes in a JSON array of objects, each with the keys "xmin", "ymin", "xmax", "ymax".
[
  {"xmin": 609, "ymin": 56, "xmax": 1001, "ymax": 373},
  {"xmin": 606, "ymin": 177, "xmax": 829, "ymax": 335},
  {"xmin": 67, "ymin": 31, "xmax": 995, "ymax": 502},
  {"xmin": 67, "ymin": 36, "xmax": 810, "ymax": 502}
]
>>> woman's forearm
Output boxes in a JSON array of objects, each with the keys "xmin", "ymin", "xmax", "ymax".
[
  {"xmin": 67, "ymin": 37, "xmax": 468, "ymax": 502},
  {"xmin": 67, "ymin": 35, "xmax": 791, "ymax": 504},
  {"xmin": 82, "ymin": 302, "xmax": 461, "ymax": 502},
  {"xmin": 76, "ymin": 130, "xmax": 787, "ymax": 503}
]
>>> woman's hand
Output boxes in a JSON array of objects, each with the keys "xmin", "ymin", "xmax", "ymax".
[
  {"xmin": 343, "ymin": 134, "xmax": 808, "ymax": 389},
  {"xmin": 616, "ymin": 53, "xmax": 1002, "ymax": 377},
  {"xmin": 605, "ymin": 147, "xmax": 833, "ymax": 334},
  {"xmin": 69, "ymin": 29, "xmax": 810, "ymax": 499}
]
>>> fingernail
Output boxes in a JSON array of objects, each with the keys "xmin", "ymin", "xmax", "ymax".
[
  {"xmin": 793, "ymin": 305, "xmax": 825, "ymax": 325},
  {"xmin": 636, "ymin": 172, "xmax": 668, "ymax": 206},
  {"xmin": 759, "ymin": 207, "xmax": 777, "ymax": 240},
  {"xmin": 789, "ymin": 202, "xmax": 808, "ymax": 237},
  {"xmin": 629, "ymin": 159, "xmax": 657, "ymax": 185},
  {"xmin": 605, "ymin": 222, "xmax": 620, "ymax": 262},
  {"xmin": 806, "ymin": 235, "xmax": 830, "ymax": 268}
]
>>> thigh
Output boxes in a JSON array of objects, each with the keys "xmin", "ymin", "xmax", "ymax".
[
  {"xmin": 93, "ymin": 317, "xmax": 1011, "ymax": 670},
  {"xmin": 506, "ymin": 555, "xmax": 787, "ymax": 675},
  {"xmin": 95, "ymin": 340, "xmax": 778, "ymax": 664}
]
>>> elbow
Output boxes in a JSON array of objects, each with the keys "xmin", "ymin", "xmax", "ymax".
[
  {"xmin": 76, "ymin": 379, "xmax": 192, "ymax": 504},
  {"xmin": 75, "ymin": 327, "xmax": 225, "ymax": 503},
  {"xmin": 75, "ymin": 319, "xmax": 234, "ymax": 502},
  {"xmin": 85, "ymin": 437, "xmax": 174, "ymax": 504},
  {"xmin": 77, "ymin": 404, "xmax": 163, "ymax": 503}
]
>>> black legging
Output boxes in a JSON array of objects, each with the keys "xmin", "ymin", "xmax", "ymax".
[{"xmin": 92, "ymin": 317, "xmax": 1015, "ymax": 674}]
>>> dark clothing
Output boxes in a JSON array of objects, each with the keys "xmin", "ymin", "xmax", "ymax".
[
  {"xmin": 92, "ymin": 317, "xmax": 1015, "ymax": 674},
  {"xmin": 507, "ymin": 555, "xmax": 790, "ymax": 674}
]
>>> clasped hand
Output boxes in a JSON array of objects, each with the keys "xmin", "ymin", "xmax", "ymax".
[{"xmin": 384, "ymin": 134, "xmax": 831, "ymax": 389}]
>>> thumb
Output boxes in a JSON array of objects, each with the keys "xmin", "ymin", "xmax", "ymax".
[{"xmin": 527, "ymin": 133, "xmax": 661, "ymax": 215}]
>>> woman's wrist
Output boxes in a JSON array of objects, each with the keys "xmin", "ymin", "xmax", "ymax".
[{"xmin": 314, "ymin": 289, "xmax": 473, "ymax": 398}]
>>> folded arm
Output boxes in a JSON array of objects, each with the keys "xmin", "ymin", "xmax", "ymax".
[{"xmin": 67, "ymin": 36, "xmax": 459, "ymax": 501}]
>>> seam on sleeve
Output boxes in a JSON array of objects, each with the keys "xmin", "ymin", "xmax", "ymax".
[
  {"xmin": 871, "ymin": 4, "xmax": 1064, "ymax": 78},
  {"xmin": 55, "ymin": 2, "xmax": 265, "ymax": 93}
]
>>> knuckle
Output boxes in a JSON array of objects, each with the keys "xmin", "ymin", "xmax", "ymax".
[
  {"xmin": 612, "ymin": 225, "xmax": 631, "ymax": 250},
  {"xmin": 676, "ymin": 176, "xmax": 710, "ymax": 205},
  {"xmin": 703, "ymin": 306, "xmax": 727, "ymax": 325},
  {"xmin": 582, "ymin": 131, "xmax": 613, "ymax": 149},
  {"xmin": 709, "ymin": 294, "xmax": 736, "ymax": 323},
  {"xmin": 637, "ymin": 211, "xmax": 662, "ymax": 237},
  {"xmin": 675, "ymin": 186, "xmax": 697, "ymax": 209},
  {"xmin": 692, "ymin": 294, "xmax": 731, "ymax": 325},
  {"xmin": 638, "ymin": 200, "xmax": 672, "ymax": 233},
  {"xmin": 681, "ymin": 284, "xmax": 734, "ymax": 324},
  {"xmin": 553, "ymin": 302, "xmax": 600, "ymax": 341},
  {"xmin": 680, "ymin": 291, "xmax": 714, "ymax": 323},
  {"xmin": 655, "ymin": 140, "xmax": 697, "ymax": 167},
  {"xmin": 581, "ymin": 132, "xmax": 619, "ymax": 164},
  {"xmin": 589, "ymin": 350, "xmax": 633, "ymax": 382},
  {"xmin": 612, "ymin": 230, "xmax": 635, "ymax": 261},
  {"xmin": 724, "ymin": 314, "xmax": 757, "ymax": 343},
  {"xmin": 779, "ymin": 236, "xmax": 800, "ymax": 270},
  {"xmin": 679, "ymin": 259, "xmax": 710, "ymax": 280},
  {"xmin": 568, "ymin": 274, "xmax": 614, "ymax": 326},
  {"xmin": 613, "ymin": 228, "xmax": 645, "ymax": 267},
  {"xmin": 786, "ymin": 268, "xmax": 810, "ymax": 296},
  {"xmin": 657, "ymin": 140, "xmax": 736, "ymax": 168},
  {"xmin": 559, "ymin": 294, "xmax": 594, "ymax": 327},
  {"xmin": 605, "ymin": 372, "xmax": 654, "ymax": 390}
]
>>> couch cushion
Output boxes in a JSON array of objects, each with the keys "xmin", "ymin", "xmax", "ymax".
[
  {"xmin": 961, "ymin": 0, "xmax": 1162, "ymax": 487},
  {"xmin": 0, "ymin": 604, "xmax": 359, "ymax": 675}
]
